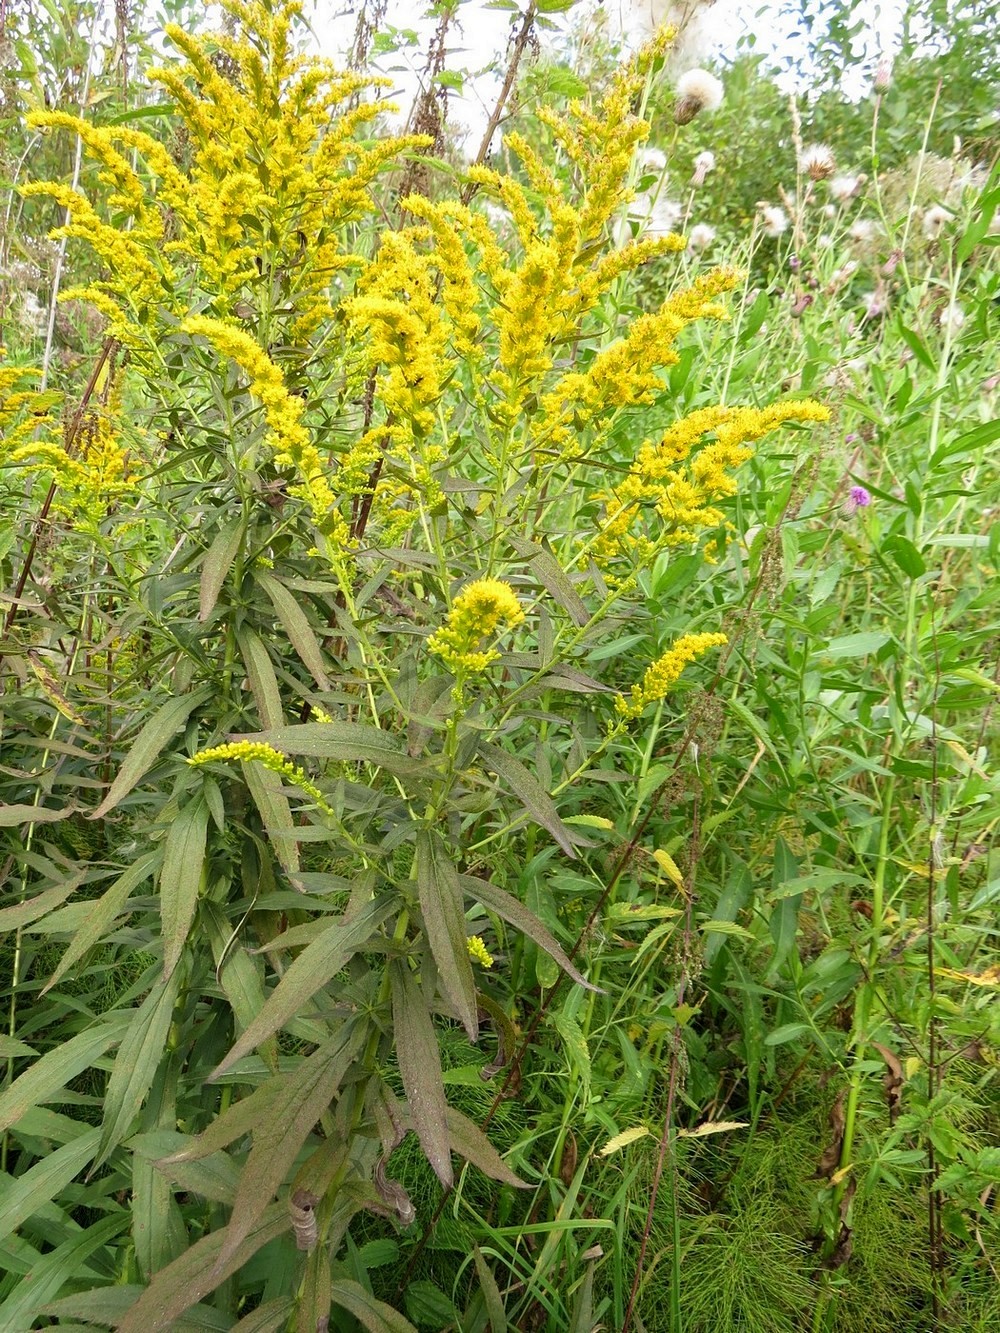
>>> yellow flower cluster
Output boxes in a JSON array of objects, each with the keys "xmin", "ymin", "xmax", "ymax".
[
  {"xmin": 25, "ymin": 0, "xmax": 428, "ymax": 342},
  {"xmin": 427, "ymin": 579, "xmax": 525, "ymax": 675},
  {"xmin": 181, "ymin": 315, "xmax": 347, "ymax": 545},
  {"xmin": 616, "ymin": 632, "xmax": 728, "ymax": 720},
  {"xmin": 593, "ymin": 399, "xmax": 830, "ymax": 568},
  {"xmin": 466, "ymin": 935, "xmax": 494, "ymax": 969},
  {"xmin": 0, "ymin": 366, "xmax": 60, "ymax": 454},
  {"xmin": 188, "ymin": 740, "xmax": 332, "ymax": 814}
]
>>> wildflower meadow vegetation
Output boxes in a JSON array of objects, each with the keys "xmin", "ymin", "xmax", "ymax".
[{"xmin": 0, "ymin": 1, "xmax": 997, "ymax": 1329}]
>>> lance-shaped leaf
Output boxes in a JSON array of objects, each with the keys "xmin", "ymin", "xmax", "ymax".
[
  {"xmin": 198, "ymin": 516, "xmax": 243, "ymax": 622},
  {"xmin": 479, "ymin": 743, "xmax": 580, "ymax": 857},
  {"xmin": 416, "ymin": 830, "xmax": 477, "ymax": 1040},
  {"xmin": 242, "ymin": 756, "xmax": 300, "ymax": 886},
  {"xmin": 459, "ymin": 874, "xmax": 598, "ymax": 993},
  {"xmin": 90, "ymin": 686, "xmax": 213, "ymax": 819},
  {"xmin": 255, "ymin": 570, "xmax": 330, "ymax": 689},
  {"xmin": 230, "ymin": 1297, "xmax": 296, "ymax": 1332},
  {"xmin": 0, "ymin": 872, "xmax": 84, "ymax": 931},
  {"xmin": 0, "ymin": 1214, "xmax": 126, "ymax": 1327},
  {"xmin": 114, "ymin": 1203, "xmax": 289, "ymax": 1333},
  {"xmin": 160, "ymin": 797, "xmax": 208, "ymax": 980},
  {"xmin": 329, "ymin": 1279, "xmax": 419, "ymax": 1333},
  {"xmin": 0, "ymin": 803, "xmax": 74, "ymax": 827},
  {"xmin": 237, "ymin": 626, "xmax": 283, "ymax": 730},
  {"xmin": 213, "ymin": 1023, "xmax": 364, "ymax": 1276},
  {"xmin": 0, "ymin": 1126, "xmax": 100, "ymax": 1243},
  {"xmin": 95, "ymin": 970, "xmax": 182, "ymax": 1169},
  {"xmin": 390, "ymin": 958, "xmax": 452, "ymax": 1188},
  {"xmin": 209, "ymin": 894, "xmax": 395, "ymax": 1081},
  {"xmin": 444, "ymin": 1107, "xmax": 527, "ymax": 1188},
  {"xmin": 159, "ymin": 1078, "xmax": 284, "ymax": 1164},
  {"xmin": 134, "ymin": 1130, "xmax": 240, "ymax": 1206},
  {"xmin": 235, "ymin": 720, "xmax": 424, "ymax": 778},
  {"xmin": 44, "ymin": 853, "xmax": 159, "ymax": 995},
  {"xmin": 0, "ymin": 1013, "xmax": 131, "ymax": 1135}
]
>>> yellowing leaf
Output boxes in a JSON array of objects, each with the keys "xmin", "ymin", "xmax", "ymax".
[
  {"xmin": 599, "ymin": 1126, "xmax": 652, "ymax": 1156},
  {"xmin": 653, "ymin": 849, "xmax": 684, "ymax": 887},
  {"xmin": 676, "ymin": 1120, "xmax": 748, "ymax": 1139},
  {"xmin": 829, "ymin": 1163, "xmax": 854, "ymax": 1186}
]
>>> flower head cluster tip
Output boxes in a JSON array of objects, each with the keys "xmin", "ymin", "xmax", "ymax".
[
  {"xmin": 616, "ymin": 632, "xmax": 728, "ymax": 720},
  {"xmin": 427, "ymin": 578, "xmax": 524, "ymax": 675},
  {"xmin": 189, "ymin": 740, "xmax": 332, "ymax": 814},
  {"xmin": 467, "ymin": 936, "xmax": 494, "ymax": 968}
]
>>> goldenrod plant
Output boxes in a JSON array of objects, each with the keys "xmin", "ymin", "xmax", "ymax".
[{"xmin": 18, "ymin": 0, "xmax": 969, "ymax": 1327}]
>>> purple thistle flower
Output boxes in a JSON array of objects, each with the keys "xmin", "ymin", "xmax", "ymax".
[{"xmin": 845, "ymin": 484, "xmax": 871, "ymax": 515}]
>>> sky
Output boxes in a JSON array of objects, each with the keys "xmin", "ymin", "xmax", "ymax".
[{"xmin": 300, "ymin": 0, "xmax": 904, "ymax": 148}]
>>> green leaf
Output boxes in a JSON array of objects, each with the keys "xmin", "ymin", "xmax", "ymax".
[
  {"xmin": 553, "ymin": 1012, "xmax": 590, "ymax": 1097},
  {"xmin": 238, "ymin": 627, "xmax": 283, "ymax": 730},
  {"xmin": 238, "ymin": 720, "xmax": 423, "ymax": 778},
  {"xmin": 0, "ymin": 874, "xmax": 84, "ymax": 931},
  {"xmin": 0, "ymin": 1014, "xmax": 130, "ymax": 1134},
  {"xmin": 0, "ymin": 1127, "xmax": 100, "ymax": 1243},
  {"xmin": 242, "ymin": 756, "xmax": 301, "ymax": 886},
  {"xmin": 255, "ymin": 570, "xmax": 330, "ymax": 689},
  {"xmin": 764, "ymin": 1022, "xmax": 813, "ymax": 1047},
  {"xmin": 417, "ymin": 830, "xmax": 478, "ymax": 1040},
  {"xmin": 96, "ymin": 970, "xmax": 182, "ymax": 1168},
  {"xmin": 90, "ymin": 687, "xmax": 213, "ymax": 819},
  {"xmin": 210, "ymin": 894, "xmax": 395, "ymax": 1080},
  {"xmin": 0, "ymin": 1213, "xmax": 126, "ymax": 1327},
  {"xmin": 134, "ymin": 1130, "xmax": 240, "ymax": 1205},
  {"xmin": 444, "ymin": 1107, "xmax": 527, "ymax": 1188},
  {"xmin": 480, "ymin": 743, "xmax": 579, "ymax": 857},
  {"xmin": 473, "ymin": 1246, "xmax": 508, "ymax": 1332},
  {"xmin": 460, "ymin": 874, "xmax": 597, "ymax": 992},
  {"xmin": 230, "ymin": 1298, "xmax": 296, "ymax": 1332},
  {"xmin": 507, "ymin": 535, "xmax": 589, "ymax": 628},
  {"xmin": 818, "ymin": 631, "xmax": 890, "ymax": 660},
  {"xmin": 198, "ymin": 517, "xmax": 243, "ymax": 622},
  {"xmin": 405, "ymin": 1280, "xmax": 459, "ymax": 1327},
  {"xmin": 215, "ymin": 1023, "xmax": 364, "ymax": 1274},
  {"xmin": 160, "ymin": 797, "xmax": 209, "ymax": 980},
  {"xmin": 115, "ymin": 1203, "xmax": 289, "ymax": 1333},
  {"xmin": 882, "ymin": 535, "xmax": 926, "ymax": 579},
  {"xmin": 329, "ymin": 1279, "xmax": 419, "ymax": 1333},
  {"xmin": 390, "ymin": 958, "xmax": 453, "ymax": 1188},
  {"xmin": 0, "ymin": 803, "xmax": 74, "ymax": 827},
  {"xmin": 43, "ymin": 853, "xmax": 159, "ymax": 994}
]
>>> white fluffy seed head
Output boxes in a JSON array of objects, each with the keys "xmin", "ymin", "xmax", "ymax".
[
  {"xmin": 922, "ymin": 205, "xmax": 952, "ymax": 238},
  {"xmin": 687, "ymin": 223, "xmax": 716, "ymax": 251},
  {"xmin": 939, "ymin": 302, "xmax": 965, "ymax": 335},
  {"xmin": 829, "ymin": 175, "xmax": 861, "ymax": 204},
  {"xmin": 674, "ymin": 69, "xmax": 724, "ymax": 123},
  {"xmin": 800, "ymin": 143, "xmax": 836, "ymax": 180},
  {"xmin": 759, "ymin": 204, "xmax": 789, "ymax": 238}
]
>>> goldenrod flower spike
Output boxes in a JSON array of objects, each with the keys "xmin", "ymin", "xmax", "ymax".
[
  {"xmin": 467, "ymin": 936, "xmax": 494, "ymax": 969},
  {"xmin": 616, "ymin": 633, "xmax": 728, "ymax": 720},
  {"xmin": 189, "ymin": 740, "xmax": 333, "ymax": 815}
]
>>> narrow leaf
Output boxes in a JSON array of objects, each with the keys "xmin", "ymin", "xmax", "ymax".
[
  {"xmin": 473, "ymin": 1247, "xmax": 507, "ymax": 1332},
  {"xmin": 0, "ymin": 1213, "xmax": 126, "ymax": 1327},
  {"xmin": 416, "ymin": 830, "xmax": 477, "ymax": 1040},
  {"xmin": 256, "ymin": 570, "xmax": 330, "ymax": 689},
  {"xmin": 0, "ymin": 875, "xmax": 83, "ymax": 931},
  {"xmin": 237, "ymin": 720, "xmax": 423, "ymax": 778},
  {"xmin": 199, "ymin": 517, "xmax": 243, "ymax": 622},
  {"xmin": 91, "ymin": 687, "xmax": 212, "ymax": 819},
  {"xmin": 160, "ymin": 797, "xmax": 209, "ymax": 980},
  {"xmin": 390, "ymin": 959, "xmax": 452, "ymax": 1188},
  {"xmin": 96, "ymin": 971, "xmax": 182, "ymax": 1168},
  {"xmin": 480, "ymin": 743, "xmax": 578, "ymax": 856},
  {"xmin": 599, "ymin": 1126, "xmax": 652, "ymax": 1156},
  {"xmin": 460, "ymin": 874, "xmax": 597, "ymax": 992},
  {"xmin": 210, "ymin": 894, "xmax": 395, "ymax": 1080},
  {"xmin": 0, "ymin": 1014, "xmax": 130, "ymax": 1134},
  {"xmin": 44, "ymin": 853, "xmax": 159, "ymax": 995},
  {"xmin": 238, "ymin": 627, "xmax": 284, "ymax": 730},
  {"xmin": 329, "ymin": 1279, "xmax": 419, "ymax": 1333},
  {"xmin": 242, "ymin": 757, "xmax": 300, "ymax": 885},
  {"xmin": 0, "ymin": 803, "xmax": 74, "ymax": 827},
  {"xmin": 215, "ymin": 1024, "xmax": 363, "ymax": 1274},
  {"xmin": 230, "ymin": 1298, "xmax": 296, "ymax": 1332},
  {"xmin": 0, "ymin": 1127, "xmax": 100, "ymax": 1242},
  {"xmin": 115, "ymin": 1203, "xmax": 289, "ymax": 1333},
  {"xmin": 676, "ymin": 1120, "xmax": 749, "ymax": 1138},
  {"xmin": 444, "ymin": 1107, "xmax": 527, "ymax": 1187},
  {"xmin": 134, "ymin": 1130, "xmax": 240, "ymax": 1205}
]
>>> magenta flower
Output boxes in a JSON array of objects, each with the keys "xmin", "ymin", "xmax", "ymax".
[{"xmin": 845, "ymin": 484, "xmax": 871, "ymax": 515}]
